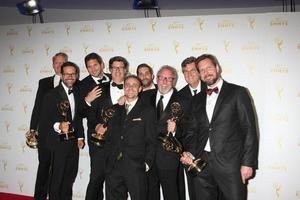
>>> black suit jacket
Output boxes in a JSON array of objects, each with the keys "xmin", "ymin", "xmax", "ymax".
[
  {"xmin": 177, "ymin": 81, "xmax": 206, "ymax": 112},
  {"xmin": 104, "ymin": 98, "xmax": 156, "ymax": 173},
  {"xmin": 184, "ymin": 81, "xmax": 258, "ymax": 171},
  {"xmin": 79, "ymin": 73, "xmax": 111, "ymax": 98},
  {"xmin": 30, "ymin": 76, "xmax": 55, "ymax": 130},
  {"xmin": 38, "ymin": 84, "xmax": 85, "ymax": 149},
  {"xmin": 141, "ymin": 88, "xmax": 185, "ymax": 170},
  {"xmin": 87, "ymin": 82, "xmax": 114, "ymax": 140}
]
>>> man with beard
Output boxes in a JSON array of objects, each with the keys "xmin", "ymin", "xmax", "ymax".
[
  {"xmin": 136, "ymin": 63, "xmax": 156, "ymax": 91},
  {"xmin": 142, "ymin": 65, "xmax": 185, "ymax": 200},
  {"xmin": 181, "ymin": 54, "xmax": 258, "ymax": 200},
  {"xmin": 38, "ymin": 62, "xmax": 85, "ymax": 200}
]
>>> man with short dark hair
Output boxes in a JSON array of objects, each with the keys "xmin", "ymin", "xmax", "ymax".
[
  {"xmin": 136, "ymin": 63, "xmax": 156, "ymax": 91},
  {"xmin": 39, "ymin": 61, "xmax": 86, "ymax": 200}
]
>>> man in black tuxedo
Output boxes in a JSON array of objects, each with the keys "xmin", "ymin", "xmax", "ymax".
[
  {"xmin": 79, "ymin": 52, "xmax": 111, "ymax": 106},
  {"xmin": 181, "ymin": 54, "xmax": 258, "ymax": 200},
  {"xmin": 38, "ymin": 62, "xmax": 85, "ymax": 200},
  {"xmin": 85, "ymin": 56, "xmax": 129, "ymax": 200},
  {"xmin": 142, "ymin": 65, "xmax": 185, "ymax": 200},
  {"xmin": 177, "ymin": 56, "xmax": 205, "ymax": 200},
  {"xmin": 95, "ymin": 75, "xmax": 156, "ymax": 200},
  {"xmin": 136, "ymin": 63, "xmax": 156, "ymax": 91},
  {"xmin": 31, "ymin": 52, "xmax": 68, "ymax": 200},
  {"xmin": 79, "ymin": 52, "xmax": 112, "ymax": 200}
]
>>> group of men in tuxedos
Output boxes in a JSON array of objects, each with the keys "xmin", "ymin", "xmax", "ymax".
[{"xmin": 30, "ymin": 51, "xmax": 258, "ymax": 200}]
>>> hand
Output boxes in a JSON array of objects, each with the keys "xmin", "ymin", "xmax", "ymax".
[
  {"xmin": 95, "ymin": 124, "xmax": 107, "ymax": 136},
  {"xmin": 167, "ymin": 118, "xmax": 176, "ymax": 133},
  {"xmin": 117, "ymin": 95, "xmax": 126, "ymax": 106},
  {"xmin": 180, "ymin": 151, "xmax": 194, "ymax": 165},
  {"xmin": 240, "ymin": 165, "xmax": 253, "ymax": 184},
  {"xmin": 85, "ymin": 86, "xmax": 102, "ymax": 104},
  {"xmin": 77, "ymin": 139, "xmax": 85, "ymax": 149},
  {"xmin": 59, "ymin": 121, "xmax": 70, "ymax": 134}
]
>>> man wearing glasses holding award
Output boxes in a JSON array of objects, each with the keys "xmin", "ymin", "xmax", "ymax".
[{"xmin": 38, "ymin": 61, "xmax": 85, "ymax": 200}]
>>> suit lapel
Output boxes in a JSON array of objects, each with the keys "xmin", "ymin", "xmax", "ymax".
[{"xmin": 210, "ymin": 81, "xmax": 229, "ymax": 124}]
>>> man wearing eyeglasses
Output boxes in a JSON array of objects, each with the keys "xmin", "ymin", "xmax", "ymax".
[
  {"xmin": 86, "ymin": 56, "xmax": 129, "ymax": 199},
  {"xmin": 141, "ymin": 65, "xmax": 185, "ymax": 200},
  {"xmin": 38, "ymin": 61, "xmax": 86, "ymax": 200}
]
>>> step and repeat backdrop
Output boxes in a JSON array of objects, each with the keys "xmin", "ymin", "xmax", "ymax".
[{"xmin": 0, "ymin": 12, "xmax": 299, "ymax": 199}]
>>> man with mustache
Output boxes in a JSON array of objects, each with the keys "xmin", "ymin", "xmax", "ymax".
[{"xmin": 181, "ymin": 54, "xmax": 258, "ymax": 200}]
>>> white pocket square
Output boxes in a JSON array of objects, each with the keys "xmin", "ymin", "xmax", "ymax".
[{"xmin": 132, "ymin": 118, "xmax": 142, "ymax": 121}]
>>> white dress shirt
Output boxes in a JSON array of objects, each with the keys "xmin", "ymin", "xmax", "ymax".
[
  {"xmin": 204, "ymin": 78, "xmax": 223, "ymax": 152},
  {"xmin": 110, "ymin": 82, "xmax": 124, "ymax": 105}
]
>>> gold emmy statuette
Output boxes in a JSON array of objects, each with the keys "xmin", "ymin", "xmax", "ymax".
[
  {"xmin": 25, "ymin": 129, "xmax": 38, "ymax": 149},
  {"xmin": 158, "ymin": 102, "xmax": 207, "ymax": 175},
  {"xmin": 90, "ymin": 107, "xmax": 115, "ymax": 147},
  {"xmin": 158, "ymin": 102, "xmax": 183, "ymax": 153},
  {"xmin": 57, "ymin": 100, "xmax": 76, "ymax": 141}
]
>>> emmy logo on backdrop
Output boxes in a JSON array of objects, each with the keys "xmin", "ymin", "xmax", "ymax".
[
  {"xmin": 18, "ymin": 181, "xmax": 24, "ymax": 193},
  {"xmin": 173, "ymin": 41, "xmax": 180, "ymax": 54},
  {"xmin": 4, "ymin": 121, "xmax": 11, "ymax": 133},
  {"xmin": 223, "ymin": 40, "xmax": 230, "ymax": 53},
  {"xmin": 24, "ymin": 64, "xmax": 30, "ymax": 76},
  {"xmin": 274, "ymin": 183, "xmax": 281, "ymax": 198},
  {"xmin": 9, "ymin": 45, "xmax": 15, "ymax": 56},
  {"xmin": 126, "ymin": 42, "xmax": 132, "ymax": 54},
  {"xmin": 2, "ymin": 160, "xmax": 8, "ymax": 171},
  {"xmin": 26, "ymin": 25, "xmax": 32, "ymax": 37},
  {"xmin": 6, "ymin": 83, "xmax": 13, "ymax": 95},
  {"xmin": 21, "ymin": 143, "xmax": 26, "ymax": 153},
  {"xmin": 83, "ymin": 44, "xmax": 89, "ymax": 55},
  {"xmin": 276, "ymin": 86, "xmax": 284, "ymax": 100},
  {"xmin": 22, "ymin": 103, "xmax": 28, "ymax": 114},
  {"xmin": 106, "ymin": 22, "xmax": 112, "ymax": 34},
  {"xmin": 158, "ymin": 102, "xmax": 207, "ymax": 176},
  {"xmin": 65, "ymin": 24, "xmax": 71, "ymax": 36},
  {"xmin": 44, "ymin": 44, "xmax": 51, "ymax": 56},
  {"xmin": 275, "ymin": 38, "xmax": 283, "ymax": 52},
  {"xmin": 248, "ymin": 16, "xmax": 256, "ymax": 30},
  {"xmin": 91, "ymin": 107, "xmax": 115, "ymax": 147},
  {"xmin": 150, "ymin": 20, "xmax": 157, "ymax": 32},
  {"xmin": 197, "ymin": 18, "xmax": 205, "ymax": 31}
]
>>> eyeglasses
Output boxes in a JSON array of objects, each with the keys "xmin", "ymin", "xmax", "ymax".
[
  {"xmin": 111, "ymin": 66, "xmax": 125, "ymax": 71},
  {"xmin": 62, "ymin": 73, "xmax": 77, "ymax": 76},
  {"xmin": 157, "ymin": 76, "xmax": 174, "ymax": 82}
]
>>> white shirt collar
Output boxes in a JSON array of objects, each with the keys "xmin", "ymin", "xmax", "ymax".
[{"xmin": 188, "ymin": 81, "xmax": 201, "ymax": 95}]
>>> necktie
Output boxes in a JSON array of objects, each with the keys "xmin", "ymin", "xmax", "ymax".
[
  {"xmin": 112, "ymin": 82, "xmax": 123, "ymax": 89},
  {"xmin": 206, "ymin": 87, "xmax": 219, "ymax": 96},
  {"xmin": 68, "ymin": 89, "xmax": 73, "ymax": 95},
  {"xmin": 97, "ymin": 76, "xmax": 107, "ymax": 84},
  {"xmin": 157, "ymin": 95, "xmax": 164, "ymax": 120},
  {"xmin": 125, "ymin": 103, "xmax": 131, "ymax": 114},
  {"xmin": 193, "ymin": 89, "xmax": 197, "ymax": 96}
]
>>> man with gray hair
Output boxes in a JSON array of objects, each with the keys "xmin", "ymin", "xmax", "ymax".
[{"xmin": 141, "ymin": 65, "xmax": 185, "ymax": 200}]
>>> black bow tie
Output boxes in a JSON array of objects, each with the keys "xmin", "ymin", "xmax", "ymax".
[
  {"xmin": 112, "ymin": 82, "xmax": 123, "ymax": 89},
  {"xmin": 206, "ymin": 87, "xmax": 219, "ymax": 96},
  {"xmin": 97, "ymin": 76, "xmax": 107, "ymax": 84},
  {"xmin": 68, "ymin": 89, "xmax": 73, "ymax": 95}
]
